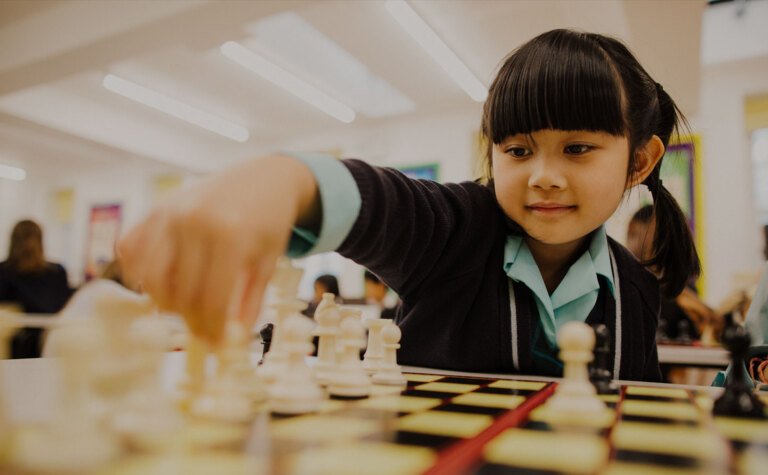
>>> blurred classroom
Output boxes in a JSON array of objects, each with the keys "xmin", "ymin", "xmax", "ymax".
[{"xmin": 0, "ymin": 0, "xmax": 766, "ymax": 327}]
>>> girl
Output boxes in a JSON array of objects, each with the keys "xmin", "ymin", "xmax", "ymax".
[{"xmin": 120, "ymin": 29, "xmax": 699, "ymax": 382}]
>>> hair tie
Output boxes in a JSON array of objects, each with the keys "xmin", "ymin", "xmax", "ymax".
[{"xmin": 645, "ymin": 175, "xmax": 663, "ymax": 195}]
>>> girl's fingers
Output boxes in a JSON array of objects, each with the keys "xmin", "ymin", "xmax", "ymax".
[{"xmin": 238, "ymin": 253, "xmax": 280, "ymax": 328}]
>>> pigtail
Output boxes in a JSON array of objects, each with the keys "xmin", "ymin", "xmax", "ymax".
[{"xmin": 642, "ymin": 85, "xmax": 701, "ymax": 297}]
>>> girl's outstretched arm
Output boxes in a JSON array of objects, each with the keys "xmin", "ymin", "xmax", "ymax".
[{"xmin": 118, "ymin": 155, "xmax": 319, "ymax": 344}]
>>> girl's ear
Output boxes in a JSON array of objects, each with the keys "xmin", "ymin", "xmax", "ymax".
[{"xmin": 627, "ymin": 135, "xmax": 665, "ymax": 189}]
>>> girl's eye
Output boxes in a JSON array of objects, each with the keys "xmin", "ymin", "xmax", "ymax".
[
  {"xmin": 564, "ymin": 144, "xmax": 592, "ymax": 155},
  {"xmin": 505, "ymin": 147, "xmax": 530, "ymax": 158}
]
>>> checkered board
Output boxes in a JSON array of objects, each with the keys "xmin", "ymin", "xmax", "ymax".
[{"xmin": 99, "ymin": 373, "xmax": 768, "ymax": 475}]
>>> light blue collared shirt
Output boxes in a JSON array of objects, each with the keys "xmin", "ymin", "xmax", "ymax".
[
  {"xmin": 503, "ymin": 227, "xmax": 615, "ymax": 348},
  {"xmin": 285, "ymin": 154, "xmax": 360, "ymax": 257}
]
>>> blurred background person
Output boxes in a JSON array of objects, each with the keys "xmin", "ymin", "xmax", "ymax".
[
  {"xmin": 302, "ymin": 274, "xmax": 341, "ymax": 318},
  {"xmin": 364, "ymin": 270, "xmax": 399, "ymax": 319},
  {"xmin": 626, "ymin": 205, "xmax": 720, "ymax": 342},
  {"xmin": 0, "ymin": 219, "xmax": 72, "ymax": 358}
]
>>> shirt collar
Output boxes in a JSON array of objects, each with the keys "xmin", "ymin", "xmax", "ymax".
[{"xmin": 503, "ymin": 225, "xmax": 616, "ymax": 310}]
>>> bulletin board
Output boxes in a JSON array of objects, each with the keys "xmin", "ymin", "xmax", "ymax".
[
  {"xmin": 661, "ymin": 135, "xmax": 706, "ymax": 295},
  {"xmin": 84, "ymin": 203, "xmax": 122, "ymax": 281},
  {"xmin": 397, "ymin": 163, "xmax": 440, "ymax": 181}
]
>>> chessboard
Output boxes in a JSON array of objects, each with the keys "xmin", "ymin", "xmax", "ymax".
[
  {"xmin": 4, "ymin": 366, "xmax": 766, "ymax": 475},
  {"xmin": 2, "ymin": 262, "xmax": 766, "ymax": 474}
]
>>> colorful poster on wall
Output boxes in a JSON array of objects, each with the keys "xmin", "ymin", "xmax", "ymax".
[
  {"xmin": 398, "ymin": 163, "xmax": 440, "ymax": 181},
  {"xmin": 661, "ymin": 135, "xmax": 705, "ymax": 294},
  {"xmin": 84, "ymin": 203, "xmax": 122, "ymax": 281}
]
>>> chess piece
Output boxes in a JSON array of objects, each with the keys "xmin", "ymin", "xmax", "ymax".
[
  {"xmin": 258, "ymin": 323, "xmax": 274, "ymax": 365},
  {"xmin": 259, "ymin": 260, "xmax": 307, "ymax": 384},
  {"xmin": 589, "ymin": 324, "xmax": 618, "ymax": 394},
  {"xmin": 12, "ymin": 323, "xmax": 122, "ymax": 473},
  {"xmin": 544, "ymin": 322, "xmax": 605, "ymax": 420},
  {"xmin": 372, "ymin": 321, "xmax": 407, "ymax": 386},
  {"xmin": 362, "ymin": 316, "xmax": 388, "ymax": 375},
  {"xmin": 700, "ymin": 321, "xmax": 717, "ymax": 347},
  {"xmin": 677, "ymin": 319, "xmax": 692, "ymax": 345},
  {"xmin": 713, "ymin": 324, "xmax": 766, "ymax": 419},
  {"xmin": 269, "ymin": 314, "xmax": 324, "ymax": 414},
  {"xmin": 217, "ymin": 320, "xmax": 266, "ymax": 402},
  {"xmin": 190, "ymin": 321, "xmax": 264, "ymax": 422},
  {"xmin": 313, "ymin": 296, "xmax": 342, "ymax": 385},
  {"xmin": 328, "ymin": 317, "xmax": 371, "ymax": 398},
  {"xmin": 179, "ymin": 334, "xmax": 208, "ymax": 397},
  {"xmin": 112, "ymin": 316, "xmax": 184, "ymax": 447},
  {"xmin": 655, "ymin": 318, "xmax": 669, "ymax": 344}
]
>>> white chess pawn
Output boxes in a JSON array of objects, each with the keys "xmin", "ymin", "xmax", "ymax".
[
  {"xmin": 362, "ymin": 317, "xmax": 388, "ymax": 374},
  {"xmin": 269, "ymin": 314, "xmax": 324, "ymax": 414},
  {"xmin": 313, "ymin": 295, "xmax": 342, "ymax": 385},
  {"xmin": 336, "ymin": 307, "xmax": 363, "ymax": 354},
  {"xmin": 112, "ymin": 316, "xmax": 184, "ymax": 447},
  {"xmin": 328, "ymin": 317, "xmax": 371, "ymax": 398},
  {"xmin": 190, "ymin": 322, "xmax": 261, "ymax": 423},
  {"xmin": 544, "ymin": 322, "xmax": 605, "ymax": 421},
  {"xmin": 216, "ymin": 320, "xmax": 266, "ymax": 402},
  {"xmin": 372, "ymin": 321, "xmax": 407, "ymax": 386}
]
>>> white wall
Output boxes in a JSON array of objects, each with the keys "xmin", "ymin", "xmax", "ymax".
[
  {"xmin": 275, "ymin": 107, "xmax": 483, "ymax": 299},
  {"xmin": 0, "ymin": 161, "xmax": 192, "ymax": 287},
  {"xmin": 694, "ymin": 55, "xmax": 768, "ymax": 304}
]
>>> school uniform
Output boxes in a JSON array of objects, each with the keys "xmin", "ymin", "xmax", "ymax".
[{"xmin": 289, "ymin": 156, "xmax": 662, "ymax": 382}]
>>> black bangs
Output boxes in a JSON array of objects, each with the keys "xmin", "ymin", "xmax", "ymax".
[{"xmin": 484, "ymin": 30, "xmax": 627, "ymax": 144}]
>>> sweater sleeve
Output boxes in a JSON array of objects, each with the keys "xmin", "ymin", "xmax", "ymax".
[{"xmin": 336, "ymin": 159, "xmax": 500, "ymax": 298}]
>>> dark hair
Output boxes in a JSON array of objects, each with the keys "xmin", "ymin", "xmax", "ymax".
[
  {"xmin": 314, "ymin": 274, "xmax": 340, "ymax": 296},
  {"xmin": 480, "ymin": 29, "xmax": 699, "ymax": 297},
  {"xmin": 630, "ymin": 204, "xmax": 654, "ymax": 225},
  {"xmin": 7, "ymin": 219, "xmax": 48, "ymax": 273}
]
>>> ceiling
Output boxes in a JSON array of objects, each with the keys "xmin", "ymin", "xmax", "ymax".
[{"xmin": 0, "ymin": 0, "xmax": 709, "ymax": 176}]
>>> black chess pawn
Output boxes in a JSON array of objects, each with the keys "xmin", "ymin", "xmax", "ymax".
[
  {"xmin": 676, "ymin": 319, "xmax": 692, "ymax": 345},
  {"xmin": 258, "ymin": 323, "xmax": 274, "ymax": 365},
  {"xmin": 713, "ymin": 324, "xmax": 766, "ymax": 419},
  {"xmin": 656, "ymin": 319, "xmax": 669, "ymax": 344},
  {"xmin": 589, "ymin": 324, "xmax": 618, "ymax": 394}
]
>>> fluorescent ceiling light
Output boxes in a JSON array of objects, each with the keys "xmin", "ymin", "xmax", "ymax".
[
  {"xmin": 385, "ymin": 0, "xmax": 487, "ymax": 102},
  {"xmin": 102, "ymin": 74, "xmax": 250, "ymax": 142},
  {"xmin": 246, "ymin": 12, "xmax": 413, "ymax": 119},
  {"xmin": 221, "ymin": 41, "xmax": 356, "ymax": 123},
  {"xmin": 0, "ymin": 163, "xmax": 26, "ymax": 181}
]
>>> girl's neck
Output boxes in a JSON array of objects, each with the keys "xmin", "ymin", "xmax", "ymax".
[{"xmin": 524, "ymin": 234, "xmax": 592, "ymax": 294}]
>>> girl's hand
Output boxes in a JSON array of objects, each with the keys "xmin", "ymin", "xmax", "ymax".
[{"xmin": 118, "ymin": 155, "xmax": 319, "ymax": 344}]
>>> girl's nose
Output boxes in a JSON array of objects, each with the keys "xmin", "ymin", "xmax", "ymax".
[{"xmin": 527, "ymin": 156, "xmax": 567, "ymax": 190}]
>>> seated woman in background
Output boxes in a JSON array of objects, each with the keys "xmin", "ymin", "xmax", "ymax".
[
  {"xmin": 364, "ymin": 270, "xmax": 400, "ymax": 319},
  {"xmin": 0, "ymin": 219, "xmax": 72, "ymax": 358}
]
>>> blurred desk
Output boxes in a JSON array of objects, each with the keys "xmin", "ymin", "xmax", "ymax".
[{"xmin": 657, "ymin": 344, "xmax": 729, "ymax": 368}]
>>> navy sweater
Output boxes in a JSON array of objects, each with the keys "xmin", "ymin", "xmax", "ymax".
[{"xmin": 337, "ymin": 159, "xmax": 662, "ymax": 382}]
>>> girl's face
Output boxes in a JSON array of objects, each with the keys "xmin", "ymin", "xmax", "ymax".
[{"xmin": 492, "ymin": 129, "xmax": 630, "ymax": 248}]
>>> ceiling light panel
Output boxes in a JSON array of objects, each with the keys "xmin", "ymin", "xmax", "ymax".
[
  {"xmin": 221, "ymin": 41, "xmax": 356, "ymax": 123},
  {"xmin": 385, "ymin": 0, "xmax": 487, "ymax": 102},
  {"xmin": 0, "ymin": 163, "xmax": 26, "ymax": 181},
  {"xmin": 239, "ymin": 12, "xmax": 414, "ymax": 119},
  {"xmin": 102, "ymin": 74, "xmax": 250, "ymax": 142}
]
